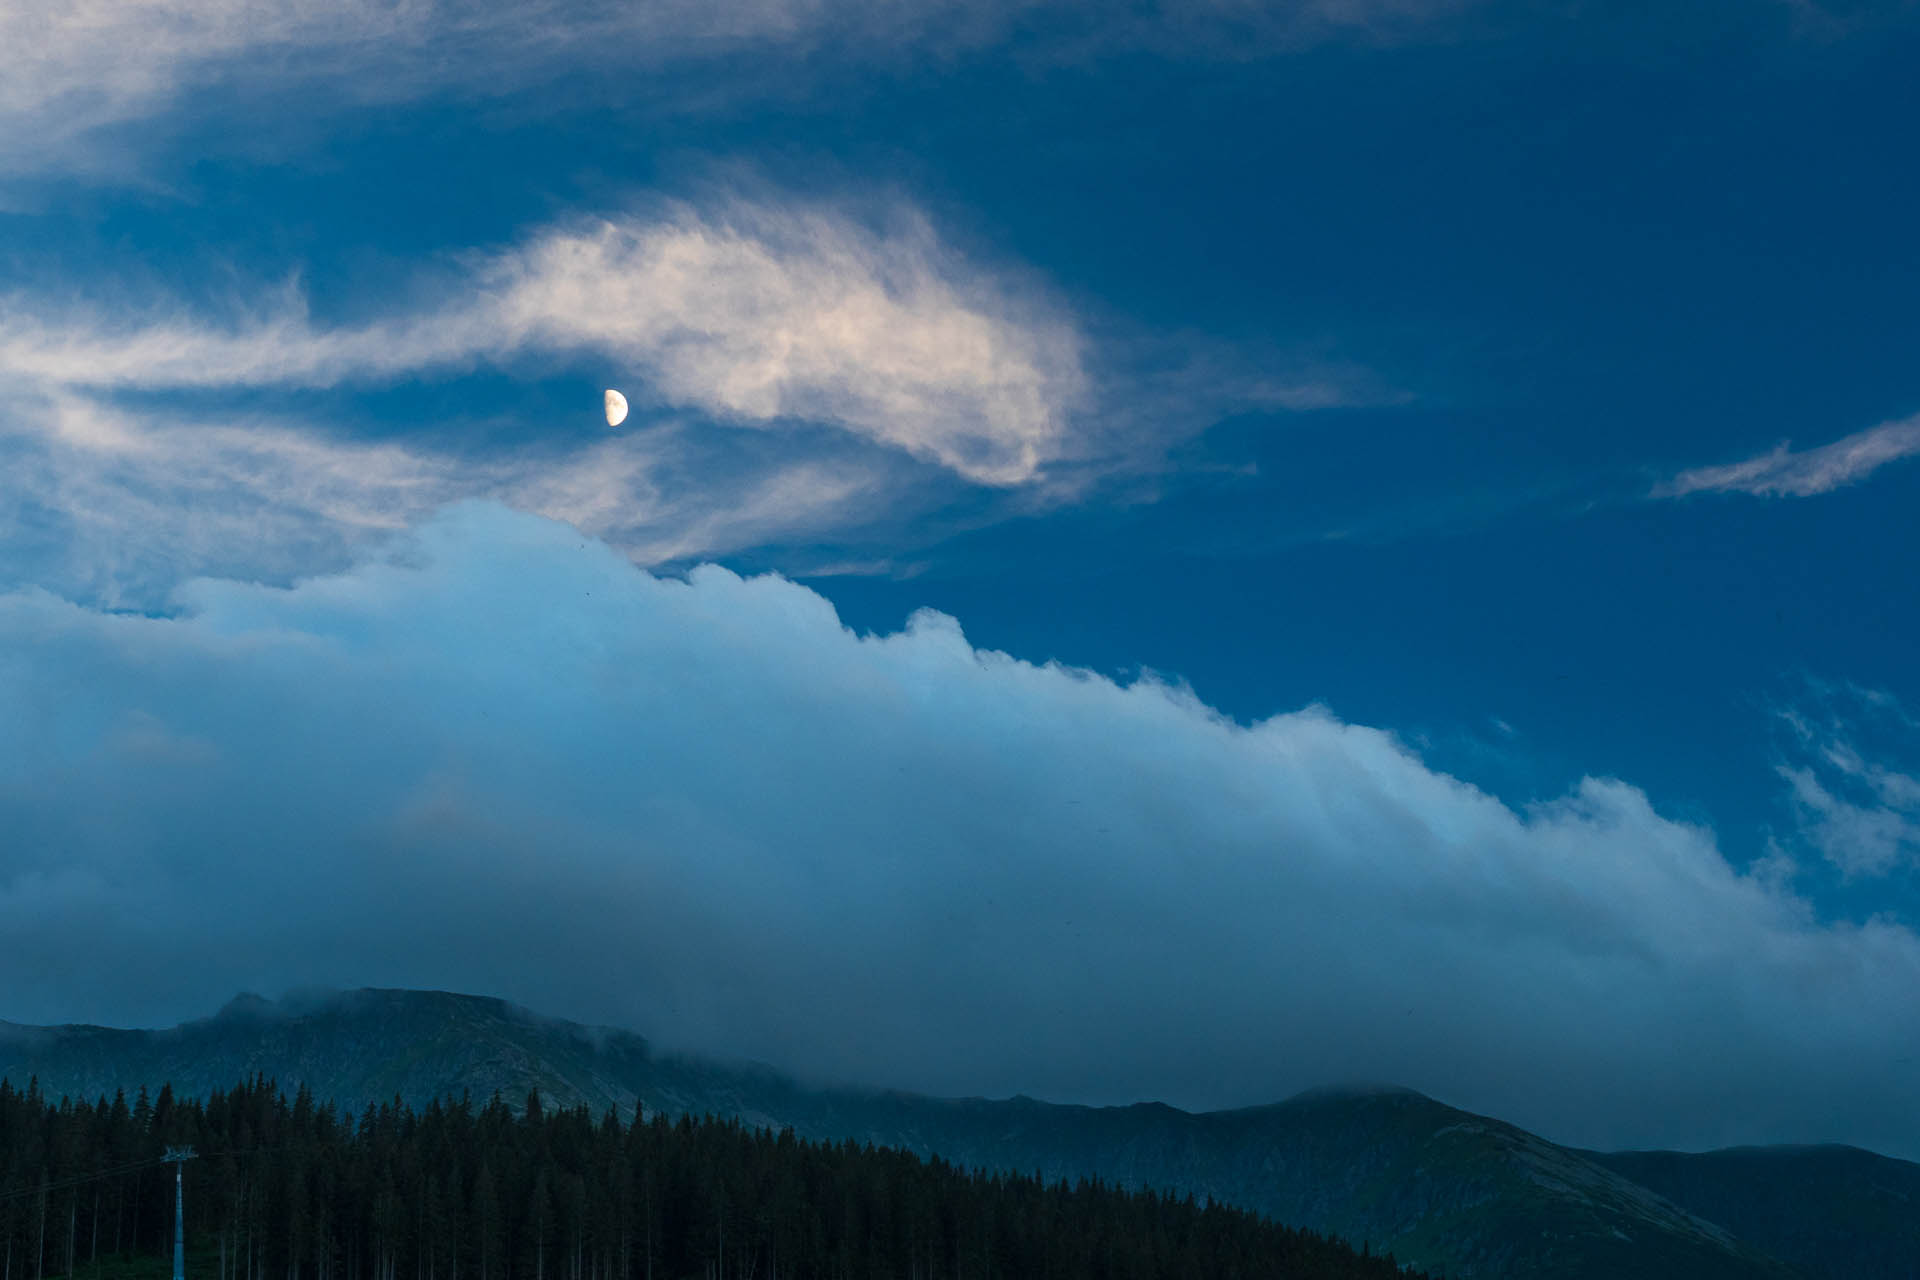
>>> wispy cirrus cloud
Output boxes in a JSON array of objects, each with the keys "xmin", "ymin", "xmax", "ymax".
[
  {"xmin": 1773, "ymin": 685, "xmax": 1920, "ymax": 878},
  {"xmin": 1774, "ymin": 0, "xmax": 1920, "ymax": 40},
  {"xmin": 1, "ymin": 0, "xmax": 864, "ymax": 176},
  {"xmin": 3, "ymin": 198, "xmax": 1086, "ymax": 486},
  {"xmin": 0, "ymin": 386, "xmax": 908, "ymax": 608},
  {"xmin": 1779, "ymin": 765, "xmax": 1920, "ymax": 877},
  {"xmin": 0, "ymin": 191, "xmax": 1084, "ymax": 599},
  {"xmin": 0, "ymin": 186, "xmax": 1377, "ymax": 603},
  {"xmin": 0, "ymin": 0, "xmax": 1499, "ymax": 177},
  {"xmin": 1657, "ymin": 413, "xmax": 1920, "ymax": 499}
]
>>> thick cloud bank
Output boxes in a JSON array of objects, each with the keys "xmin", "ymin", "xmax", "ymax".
[{"xmin": 2, "ymin": 502, "xmax": 1916, "ymax": 1156}]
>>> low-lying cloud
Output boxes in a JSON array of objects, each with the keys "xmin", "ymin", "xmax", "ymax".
[{"xmin": 1, "ymin": 501, "xmax": 1916, "ymax": 1158}]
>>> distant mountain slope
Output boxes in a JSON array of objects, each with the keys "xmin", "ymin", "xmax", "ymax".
[
  {"xmin": 0, "ymin": 989, "xmax": 1887, "ymax": 1280},
  {"xmin": 1587, "ymin": 1145, "xmax": 1920, "ymax": 1280},
  {"xmin": 1, "ymin": 988, "xmax": 663, "ymax": 1118},
  {"xmin": 796, "ymin": 1086, "xmax": 1801, "ymax": 1280}
]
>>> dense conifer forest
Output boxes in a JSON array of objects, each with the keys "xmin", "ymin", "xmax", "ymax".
[{"xmin": 0, "ymin": 1079, "xmax": 1423, "ymax": 1280}]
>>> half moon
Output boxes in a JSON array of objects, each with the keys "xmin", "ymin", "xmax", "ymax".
[{"xmin": 603, "ymin": 388, "xmax": 629, "ymax": 427}]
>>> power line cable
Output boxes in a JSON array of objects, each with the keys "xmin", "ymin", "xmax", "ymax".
[{"xmin": 0, "ymin": 1148, "xmax": 286, "ymax": 1206}]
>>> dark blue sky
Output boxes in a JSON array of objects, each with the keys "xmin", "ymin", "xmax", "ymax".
[{"xmin": 2, "ymin": 0, "xmax": 1918, "ymax": 1154}]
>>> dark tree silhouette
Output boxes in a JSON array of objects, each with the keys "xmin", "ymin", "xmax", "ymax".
[{"xmin": 0, "ymin": 1079, "xmax": 1425, "ymax": 1280}]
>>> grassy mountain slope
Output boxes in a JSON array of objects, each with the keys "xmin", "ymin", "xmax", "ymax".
[
  {"xmin": 1586, "ymin": 1145, "xmax": 1920, "ymax": 1280},
  {"xmin": 776, "ymin": 1086, "xmax": 1801, "ymax": 1279}
]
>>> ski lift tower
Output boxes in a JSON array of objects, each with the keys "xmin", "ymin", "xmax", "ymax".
[{"xmin": 162, "ymin": 1147, "xmax": 197, "ymax": 1280}]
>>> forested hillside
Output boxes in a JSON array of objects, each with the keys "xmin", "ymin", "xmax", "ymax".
[
  {"xmin": 3, "ymin": 990, "xmax": 1840, "ymax": 1280},
  {"xmin": 0, "ymin": 1078, "xmax": 1422, "ymax": 1280}
]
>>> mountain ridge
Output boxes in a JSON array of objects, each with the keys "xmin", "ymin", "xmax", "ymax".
[{"xmin": 3, "ymin": 988, "xmax": 1909, "ymax": 1280}]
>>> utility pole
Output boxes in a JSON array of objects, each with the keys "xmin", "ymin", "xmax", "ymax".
[{"xmin": 162, "ymin": 1149, "xmax": 197, "ymax": 1280}]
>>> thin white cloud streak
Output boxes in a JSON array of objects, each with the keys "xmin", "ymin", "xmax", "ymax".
[
  {"xmin": 1, "ymin": 502, "xmax": 1917, "ymax": 1157},
  {"xmin": 0, "ymin": 0, "xmax": 858, "ymax": 175},
  {"xmin": 0, "ymin": 0, "xmax": 415, "ymax": 174},
  {"xmin": 0, "ymin": 0, "xmax": 1491, "ymax": 176},
  {"xmin": 1658, "ymin": 413, "xmax": 1920, "ymax": 498},
  {"xmin": 1, "ymin": 200, "xmax": 1085, "ymax": 486}
]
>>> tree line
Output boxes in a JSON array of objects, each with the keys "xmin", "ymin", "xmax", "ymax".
[{"xmin": 0, "ymin": 1077, "xmax": 1425, "ymax": 1280}]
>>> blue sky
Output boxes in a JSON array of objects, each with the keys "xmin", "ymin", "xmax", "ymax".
[{"xmin": 2, "ymin": 0, "xmax": 1919, "ymax": 1155}]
